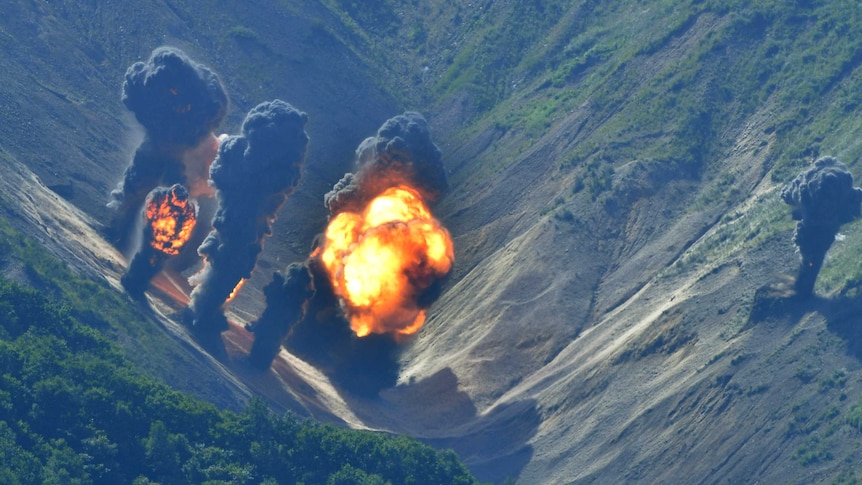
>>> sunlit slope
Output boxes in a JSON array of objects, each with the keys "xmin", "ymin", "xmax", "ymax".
[
  {"xmin": 359, "ymin": 1, "xmax": 862, "ymax": 482},
  {"xmin": 3, "ymin": 0, "xmax": 862, "ymax": 484}
]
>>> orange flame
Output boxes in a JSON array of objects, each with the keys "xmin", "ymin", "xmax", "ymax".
[
  {"xmin": 227, "ymin": 278, "xmax": 246, "ymax": 302},
  {"xmin": 145, "ymin": 186, "xmax": 197, "ymax": 256},
  {"xmin": 319, "ymin": 185, "xmax": 453, "ymax": 337}
]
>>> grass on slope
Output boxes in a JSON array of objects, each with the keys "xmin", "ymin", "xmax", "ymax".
[
  {"xmin": 0, "ymin": 279, "xmax": 478, "ymax": 484},
  {"xmin": 475, "ymin": 1, "xmax": 862, "ymax": 295},
  {"xmin": 321, "ymin": 1, "xmax": 862, "ymax": 202},
  {"xmin": 0, "ymin": 205, "xmax": 480, "ymax": 484},
  {"xmin": 0, "ymin": 214, "xmax": 186, "ymax": 387}
]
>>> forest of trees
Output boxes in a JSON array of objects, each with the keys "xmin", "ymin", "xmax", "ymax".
[{"xmin": 0, "ymin": 280, "xmax": 478, "ymax": 484}]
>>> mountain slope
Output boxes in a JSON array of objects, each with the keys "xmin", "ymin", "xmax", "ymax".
[
  {"xmin": 0, "ymin": 276, "xmax": 478, "ymax": 484},
  {"xmin": 3, "ymin": 1, "xmax": 862, "ymax": 484},
  {"xmin": 311, "ymin": 1, "xmax": 862, "ymax": 482}
]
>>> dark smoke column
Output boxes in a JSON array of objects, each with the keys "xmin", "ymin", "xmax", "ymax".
[
  {"xmin": 325, "ymin": 111, "xmax": 448, "ymax": 214},
  {"xmin": 248, "ymin": 112, "xmax": 449, "ymax": 391},
  {"xmin": 108, "ymin": 46, "xmax": 227, "ymax": 248},
  {"xmin": 189, "ymin": 100, "xmax": 309, "ymax": 335},
  {"xmin": 781, "ymin": 156, "xmax": 862, "ymax": 297},
  {"xmin": 246, "ymin": 263, "xmax": 315, "ymax": 368}
]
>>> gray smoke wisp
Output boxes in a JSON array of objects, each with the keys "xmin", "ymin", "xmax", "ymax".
[
  {"xmin": 781, "ymin": 156, "xmax": 862, "ymax": 296},
  {"xmin": 108, "ymin": 46, "xmax": 227, "ymax": 248},
  {"xmin": 188, "ymin": 99, "xmax": 309, "ymax": 334},
  {"xmin": 121, "ymin": 184, "xmax": 197, "ymax": 298},
  {"xmin": 324, "ymin": 111, "xmax": 447, "ymax": 215},
  {"xmin": 246, "ymin": 262, "xmax": 315, "ymax": 369}
]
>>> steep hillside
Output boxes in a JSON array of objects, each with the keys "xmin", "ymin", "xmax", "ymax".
[
  {"xmin": 0, "ymin": 0, "xmax": 399, "ymax": 269},
  {"xmin": 0, "ymin": 274, "xmax": 477, "ymax": 484},
  {"xmin": 295, "ymin": 1, "xmax": 862, "ymax": 482},
  {"xmin": 3, "ymin": 0, "xmax": 862, "ymax": 484}
]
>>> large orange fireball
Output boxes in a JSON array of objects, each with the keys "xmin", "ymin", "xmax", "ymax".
[
  {"xmin": 318, "ymin": 185, "xmax": 454, "ymax": 337},
  {"xmin": 145, "ymin": 184, "xmax": 197, "ymax": 256}
]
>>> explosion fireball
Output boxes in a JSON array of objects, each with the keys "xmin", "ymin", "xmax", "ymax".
[
  {"xmin": 318, "ymin": 185, "xmax": 454, "ymax": 337},
  {"xmin": 121, "ymin": 184, "xmax": 197, "ymax": 298},
  {"xmin": 146, "ymin": 185, "xmax": 197, "ymax": 256},
  {"xmin": 108, "ymin": 46, "xmax": 226, "ymax": 251}
]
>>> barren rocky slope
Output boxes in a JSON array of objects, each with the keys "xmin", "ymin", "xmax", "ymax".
[{"xmin": 3, "ymin": 1, "xmax": 862, "ymax": 484}]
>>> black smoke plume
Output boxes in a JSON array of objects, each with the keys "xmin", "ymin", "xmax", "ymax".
[
  {"xmin": 188, "ymin": 99, "xmax": 309, "ymax": 334},
  {"xmin": 324, "ymin": 111, "xmax": 447, "ymax": 215},
  {"xmin": 108, "ymin": 46, "xmax": 227, "ymax": 249},
  {"xmin": 248, "ymin": 112, "xmax": 446, "ymax": 395},
  {"xmin": 321, "ymin": 111, "xmax": 450, "ymax": 337},
  {"xmin": 781, "ymin": 156, "xmax": 862, "ymax": 296},
  {"xmin": 246, "ymin": 263, "xmax": 315, "ymax": 369},
  {"xmin": 277, "ymin": 256, "xmax": 401, "ymax": 396},
  {"xmin": 121, "ymin": 184, "xmax": 197, "ymax": 298}
]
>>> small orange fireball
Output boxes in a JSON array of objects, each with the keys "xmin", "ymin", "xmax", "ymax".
[{"xmin": 145, "ymin": 184, "xmax": 197, "ymax": 256}]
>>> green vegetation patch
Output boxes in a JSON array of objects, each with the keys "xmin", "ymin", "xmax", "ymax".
[
  {"xmin": 0, "ymin": 279, "xmax": 478, "ymax": 484},
  {"xmin": 0, "ymin": 214, "xmax": 159, "ymax": 354},
  {"xmin": 0, "ymin": 191, "xmax": 478, "ymax": 483}
]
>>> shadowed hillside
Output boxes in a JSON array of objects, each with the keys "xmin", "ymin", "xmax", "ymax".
[{"xmin": 3, "ymin": 0, "xmax": 862, "ymax": 483}]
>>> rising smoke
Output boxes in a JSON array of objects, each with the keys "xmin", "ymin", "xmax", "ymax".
[
  {"xmin": 278, "ymin": 255, "xmax": 403, "ymax": 395},
  {"xmin": 188, "ymin": 99, "xmax": 309, "ymax": 334},
  {"xmin": 318, "ymin": 111, "xmax": 453, "ymax": 337},
  {"xmin": 121, "ymin": 184, "xmax": 197, "ymax": 298},
  {"xmin": 247, "ymin": 113, "xmax": 451, "ymax": 392},
  {"xmin": 246, "ymin": 262, "xmax": 315, "ymax": 369},
  {"xmin": 324, "ymin": 111, "xmax": 448, "ymax": 214},
  {"xmin": 781, "ymin": 156, "xmax": 862, "ymax": 296},
  {"xmin": 108, "ymin": 46, "xmax": 227, "ymax": 250}
]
